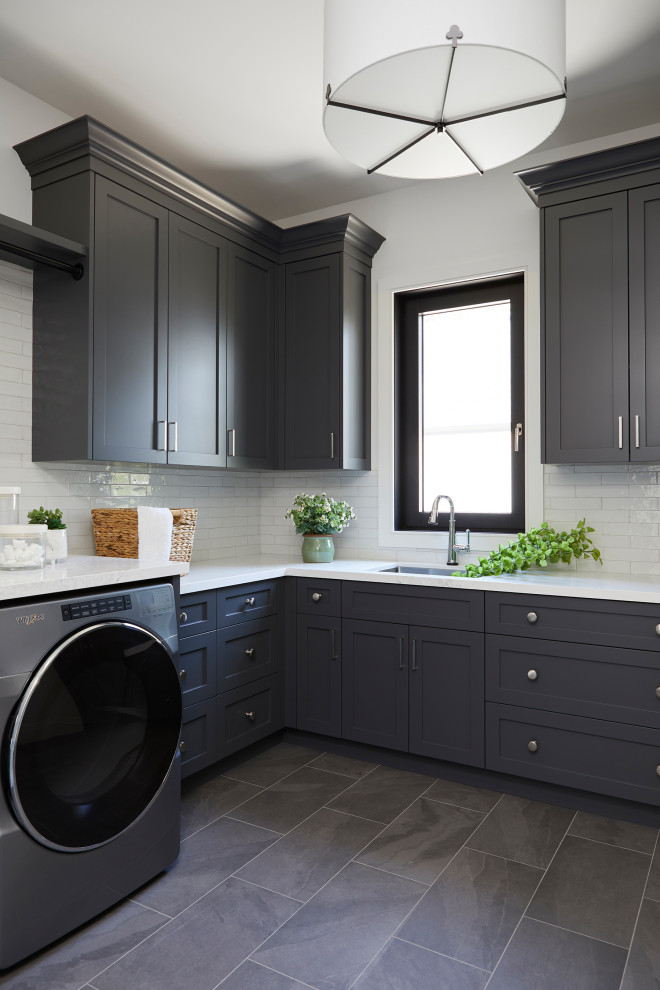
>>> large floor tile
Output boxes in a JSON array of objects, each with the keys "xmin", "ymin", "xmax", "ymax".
[
  {"xmin": 351, "ymin": 937, "xmax": 489, "ymax": 990},
  {"xmin": 221, "ymin": 742, "xmax": 316, "ymax": 787},
  {"xmin": 423, "ymin": 777, "xmax": 502, "ymax": 814},
  {"xmin": 644, "ymin": 842, "xmax": 660, "ymax": 901},
  {"xmin": 486, "ymin": 917, "xmax": 627, "ymax": 990},
  {"xmin": 355, "ymin": 797, "xmax": 483, "ymax": 884},
  {"xmin": 228, "ymin": 768, "xmax": 352, "ymax": 833},
  {"xmin": 327, "ymin": 766, "xmax": 433, "ymax": 824},
  {"xmin": 0, "ymin": 900, "xmax": 168, "ymax": 990},
  {"xmin": 220, "ymin": 960, "xmax": 315, "ymax": 989},
  {"xmin": 251, "ymin": 862, "xmax": 427, "ymax": 990},
  {"xmin": 568, "ymin": 811, "xmax": 658, "ymax": 854},
  {"xmin": 467, "ymin": 794, "xmax": 574, "ymax": 868},
  {"xmin": 180, "ymin": 772, "xmax": 262, "ymax": 838},
  {"xmin": 236, "ymin": 808, "xmax": 381, "ymax": 901},
  {"xmin": 307, "ymin": 753, "xmax": 378, "ymax": 779},
  {"xmin": 93, "ymin": 877, "xmax": 299, "ymax": 990},
  {"xmin": 621, "ymin": 897, "xmax": 660, "ymax": 989},
  {"xmin": 397, "ymin": 846, "xmax": 542, "ymax": 971},
  {"xmin": 132, "ymin": 817, "xmax": 282, "ymax": 916},
  {"xmin": 527, "ymin": 834, "xmax": 651, "ymax": 947}
]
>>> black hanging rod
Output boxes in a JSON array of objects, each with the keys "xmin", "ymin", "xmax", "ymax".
[{"xmin": 0, "ymin": 239, "xmax": 84, "ymax": 280}]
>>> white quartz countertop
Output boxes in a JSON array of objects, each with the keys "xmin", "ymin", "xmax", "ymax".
[
  {"xmin": 181, "ymin": 556, "xmax": 660, "ymax": 605},
  {"xmin": 0, "ymin": 555, "xmax": 188, "ymax": 602}
]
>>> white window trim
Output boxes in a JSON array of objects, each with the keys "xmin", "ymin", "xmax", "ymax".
[{"xmin": 375, "ymin": 264, "xmax": 543, "ymax": 558}]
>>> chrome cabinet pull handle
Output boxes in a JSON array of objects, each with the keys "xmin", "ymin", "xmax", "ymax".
[
  {"xmin": 168, "ymin": 421, "xmax": 178, "ymax": 452},
  {"xmin": 655, "ymin": 686, "xmax": 660, "ymax": 699},
  {"xmin": 245, "ymin": 597, "xmax": 255, "ymax": 606},
  {"xmin": 245, "ymin": 648, "xmax": 255, "ymax": 658},
  {"xmin": 156, "ymin": 420, "xmax": 167, "ymax": 451},
  {"xmin": 179, "ymin": 669, "xmax": 186, "ymax": 680},
  {"xmin": 331, "ymin": 628, "xmax": 337, "ymax": 660},
  {"xmin": 330, "ymin": 432, "xmax": 335, "ymax": 459},
  {"xmin": 618, "ymin": 415, "xmax": 623, "ymax": 449},
  {"xmin": 180, "ymin": 611, "xmax": 188, "ymax": 623},
  {"xmin": 245, "ymin": 711, "xmax": 256, "ymax": 722},
  {"xmin": 179, "ymin": 740, "xmax": 187, "ymax": 753},
  {"xmin": 229, "ymin": 428, "xmax": 236, "ymax": 457},
  {"xmin": 411, "ymin": 639, "xmax": 418, "ymax": 672},
  {"xmin": 312, "ymin": 592, "xmax": 323, "ymax": 602},
  {"xmin": 527, "ymin": 669, "xmax": 538, "ymax": 681},
  {"xmin": 528, "ymin": 740, "xmax": 538, "ymax": 753},
  {"xmin": 526, "ymin": 611, "xmax": 538, "ymax": 624},
  {"xmin": 635, "ymin": 414, "xmax": 641, "ymax": 449},
  {"xmin": 399, "ymin": 637, "xmax": 405, "ymax": 670}
]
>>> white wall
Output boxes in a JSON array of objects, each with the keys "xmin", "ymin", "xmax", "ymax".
[{"xmin": 2, "ymin": 72, "xmax": 660, "ymax": 573}]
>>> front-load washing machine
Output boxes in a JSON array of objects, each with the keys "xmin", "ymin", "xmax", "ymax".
[{"xmin": 0, "ymin": 580, "xmax": 182, "ymax": 969}]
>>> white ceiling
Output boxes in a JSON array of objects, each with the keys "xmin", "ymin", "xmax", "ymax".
[{"xmin": 0, "ymin": 0, "xmax": 659, "ymax": 220}]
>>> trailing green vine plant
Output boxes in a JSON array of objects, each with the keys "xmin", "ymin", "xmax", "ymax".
[{"xmin": 455, "ymin": 519, "xmax": 602, "ymax": 578}]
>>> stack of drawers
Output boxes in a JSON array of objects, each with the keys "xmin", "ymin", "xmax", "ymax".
[
  {"xmin": 485, "ymin": 592, "xmax": 660, "ymax": 805},
  {"xmin": 178, "ymin": 580, "xmax": 281, "ymax": 778}
]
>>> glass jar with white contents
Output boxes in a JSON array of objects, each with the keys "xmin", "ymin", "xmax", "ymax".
[
  {"xmin": 0, "ymin": 487, "xmax": 20, "ymax": 527},
  {"xmin": 0, "ymin": 525, "xmax": 47, "ymax": 570}
]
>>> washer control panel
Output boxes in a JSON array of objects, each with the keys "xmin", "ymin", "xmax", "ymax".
[{"xmin": 61, "ymin": 594, "xmax": 132, "ymax": 622}]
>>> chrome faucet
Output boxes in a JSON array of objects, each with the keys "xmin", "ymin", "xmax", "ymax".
[{"xmin": 428, "ymin": 494, "xmax": 470, "ymax": 565}]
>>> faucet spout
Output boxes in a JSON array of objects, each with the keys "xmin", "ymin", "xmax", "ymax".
[{"xmin": 428, "ymin": 494, "xmax": 469, "ymax": 566}]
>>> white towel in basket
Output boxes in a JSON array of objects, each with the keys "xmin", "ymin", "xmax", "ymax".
[{"xmin": 137, "ymin": 507, "xmax": 173, "ymax": 562}]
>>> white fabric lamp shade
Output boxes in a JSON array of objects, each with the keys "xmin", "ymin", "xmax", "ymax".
[{"xmin": 323, "ymin": 0, "xmax": 566, "ymax": 178}]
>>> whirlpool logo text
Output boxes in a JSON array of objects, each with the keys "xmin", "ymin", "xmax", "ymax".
[{"xmin": 16, "ymin": 613, "xmax": 45, "ymax": 627}]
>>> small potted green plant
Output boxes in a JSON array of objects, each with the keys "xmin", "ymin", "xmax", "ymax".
[
  {"xmin": 285, "ymin": 492, "xmax": 355, "ymax": 562},
  {"xmin": 27, "ymin": 506, "xmax": 67, "ymax": 563}
]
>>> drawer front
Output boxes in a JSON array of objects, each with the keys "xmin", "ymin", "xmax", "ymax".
[
  {"xmin": 342, "ymin": 581, "xmax": 484, "ymax": 631},
  {"xmin": 178, "ymin": 630, "xmax": 217, "ymax": 707},
  {"xmin": 297, "ymin": 577, "xmax": 341, "ymax": 616},
  {"xmin": 218, "ymin": 617, "xmax": 278, "ymax": 693},
  {"xmin": 179, "ymin": 590, "xmax": 217, "ymax": 639},
  {"xmin": 217, "ymin": 674, "xmax": 281, "ymax": 759},
  {"xmin": 218, "ymin": 580, "xmax": 279, "ymax": 627},
  {"xmin": 486, "ymin": 634, "xmax": 660, "ymax": 728},
  {"xmin": 486, "ymin": 702, "xmax": 660, "ymax": 806},
  {"xmin": 180, "ymin": 698, "xmax": 217, "ymax": 779},
  {"xmin": 485, "ymin": 592, "xmax": 660, "ymax": 650}
]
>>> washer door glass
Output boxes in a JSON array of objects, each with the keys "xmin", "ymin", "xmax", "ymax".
[{"xmin": 8, "ymin": 621, "xmax": 182, "ymax": 852}]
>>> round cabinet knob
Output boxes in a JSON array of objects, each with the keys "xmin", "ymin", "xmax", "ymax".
[
  {"xmin": 656, "ymin": 765, "xmax": 660, "ymax": 777},
  {"xmin": 527, "ymin": 670, "xmax": 538, "ymax": 681},
  {"xmin": 179, "ymin": 740, "xmax": 187, "ymax": 753},
  {"xmin": 656, "ymin": 687, "xmax": 660, "ymax": 700},
  {"xmin": 245, "ymin": 711, "xmax": 256, "ymax": 722},
  {"xmin": 528, "ymin": 740, "xmax": 538, "ymax": 753},
  {"xmin": 180, "ymin": 611, "xmax": 187, "ymax": 624},
  {"xmin": 526, "ymin": 611, "xmax": 538, "ymax": 624},
  {"xmin": 656, "ymin": 624, "xmax": 660, "ymax": 636},
  {"xmin": 312, "ymin": 592, "xmax": 323, "ymax": 602},
  {"xmin": 245, "ymin": 597, "xmax": 255, "ymax": 607},
  {"xmin": 179, "ymin": 669, "xmax": 187, "ymax": 680},
  {"xmin": 245, "ymin": 648, "xmax": 255, "ymax": 658}
]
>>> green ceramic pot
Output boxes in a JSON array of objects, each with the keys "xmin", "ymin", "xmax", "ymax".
[{"xmin": 301, "ymin": 533, "xmax": 335, "ymax": 563}]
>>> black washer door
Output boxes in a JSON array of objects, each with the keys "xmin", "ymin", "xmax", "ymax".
[{"xmin": 7, "ymin": 620, "xmax": 182, "ymax": 852}]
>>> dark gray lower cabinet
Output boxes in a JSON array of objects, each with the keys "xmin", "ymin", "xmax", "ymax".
[
  {"xmin": 342, "ymin": 620, "xmax": 409, "ymax": 750},
  {"xmin": 409, "ymin": 626, "xmax": 484, "ymax": 766},
  {"xmin": 180, "ymin": 699, "xmax": 217, "ymax": 778},
  {"xmin": 297, "ymin": 615, "xmax": 341, "ymax": 738}
]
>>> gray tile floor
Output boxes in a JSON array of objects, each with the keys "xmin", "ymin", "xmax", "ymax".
[{"xmin": 2, "ymin": 740, "xmax": 660, "ymax": 990}]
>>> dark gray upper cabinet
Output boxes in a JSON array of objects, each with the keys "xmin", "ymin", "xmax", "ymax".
[
  {"xmin": 16, "ymin": 116, "xmax": 384, "ymax": 471},
  {"xmin": 227, "ymin": 244, "xmax": 278, "ymax": 469},
  {"xmin": 517, "ymin": 136, "xmax": 660, "ymax": 463},
  {"xmin": 284, "ymin": 251, "xmax": 372, "ymax": 470},
  {"xmin": 168, "ymin": 214, "xmax": 227, "ymax": 468}
]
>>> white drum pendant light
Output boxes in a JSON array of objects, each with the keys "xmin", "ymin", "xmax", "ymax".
[{"xmin": 323, "ymin": 0, "xmax": 566, "ymax": 178}]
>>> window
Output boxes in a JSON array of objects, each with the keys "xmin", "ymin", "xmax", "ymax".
[{"xmin": 394, "ymin": 273, "xmax": 524, "ymax": 533}]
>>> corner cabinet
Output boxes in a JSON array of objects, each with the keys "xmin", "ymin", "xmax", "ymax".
[
  {"xmin": 518, "ymin": 137, "xmax": 660, "ymax": 463},
  {"xmin": 16, "ymin": 117, "xmax": 383, "ymax": 471}
]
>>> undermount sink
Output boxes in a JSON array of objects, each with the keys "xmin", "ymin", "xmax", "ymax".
[{"xmin": 378, "ymin": 565, "xmax": 460, "ymax": 576}]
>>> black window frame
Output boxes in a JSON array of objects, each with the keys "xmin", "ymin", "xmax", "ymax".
[{"xmin": 394, "ymin": 273, "xmax": 525, "ymax": 534}]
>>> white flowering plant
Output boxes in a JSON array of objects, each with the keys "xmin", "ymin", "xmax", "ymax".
[{"xmin": 285, "ymin": 492, "xmax": 356, "ymax": 535}]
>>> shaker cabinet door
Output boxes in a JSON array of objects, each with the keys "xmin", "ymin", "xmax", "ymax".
[
  {"xmin": 167, "ymin": 215, "xmax": 227, "ymax": 467},
  {"xmin": 629, "ymin": 183, "xmax": 660, "ymax": 461},
  {"xmin": 543, "ymin": 193, "xmax": 629, "ymax": 463},
  {"xmin": 93, "ymin": 177, "xmax": 169, "ymax": 463},
  {"xmin": 342, "ymin": 619, "xmax": 408, "ymax": 751}
]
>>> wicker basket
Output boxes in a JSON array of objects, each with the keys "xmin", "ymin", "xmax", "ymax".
[{"xmin": 91, "ymin": 508, "xmax": 197, "ymax": 563}]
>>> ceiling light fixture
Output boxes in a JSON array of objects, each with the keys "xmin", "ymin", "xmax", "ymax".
[{"xmin": 323, "ymin": 0, "xmax": 567, "ymax": 179}]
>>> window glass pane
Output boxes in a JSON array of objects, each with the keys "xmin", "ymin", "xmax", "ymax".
[{"xmin": 421, "ymin": 300, "xmax": 512, "ymax": 514}]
